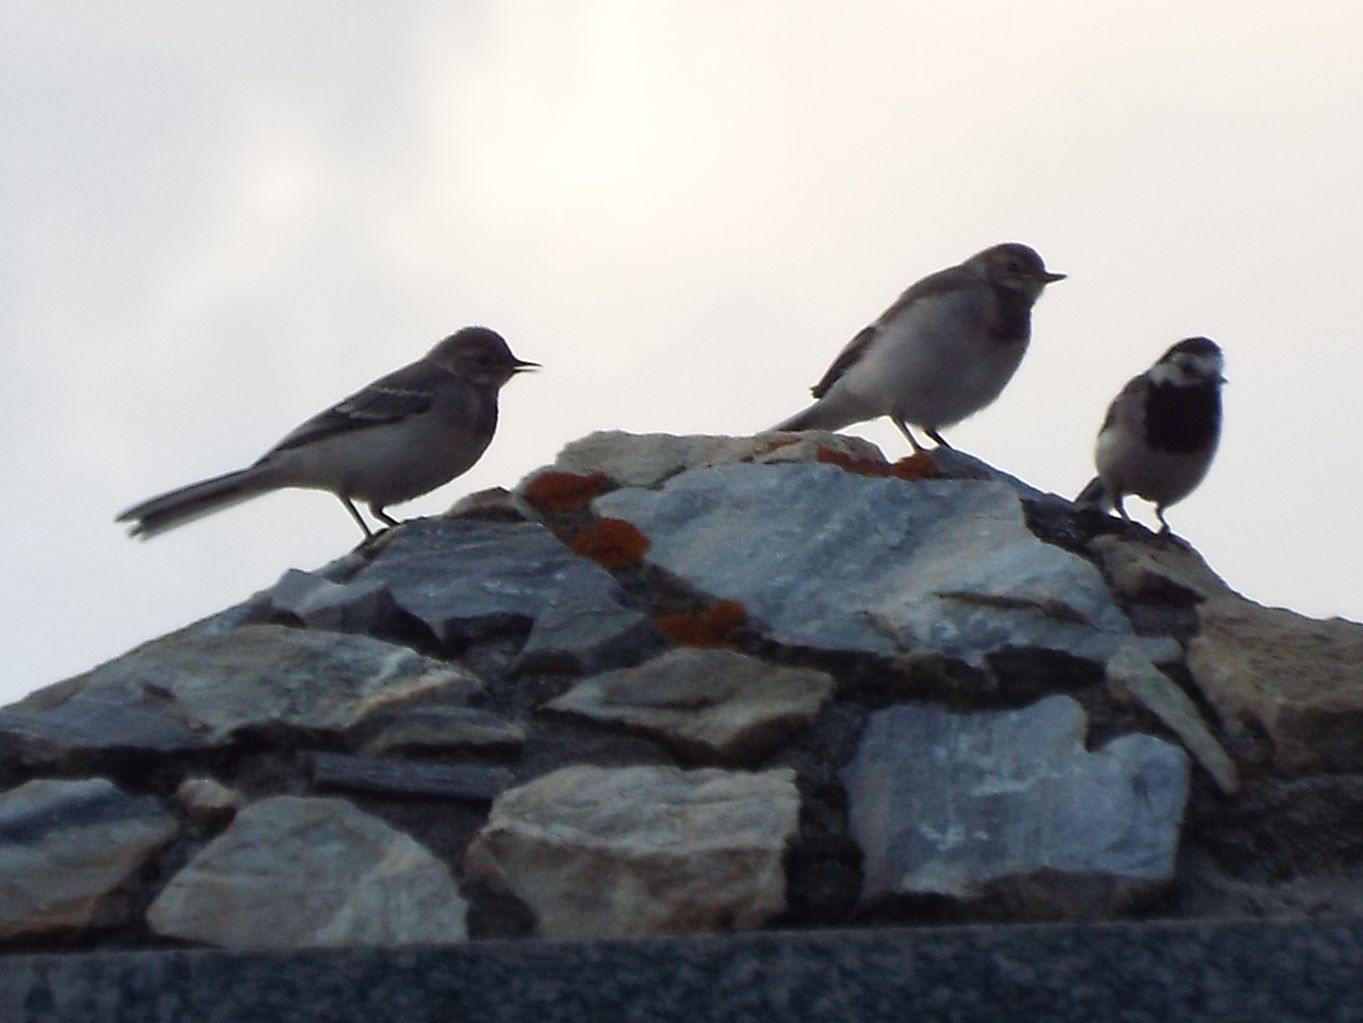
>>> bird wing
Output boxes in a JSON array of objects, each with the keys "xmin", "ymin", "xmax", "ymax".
[
  {"xmin": 1100, "ymin": 374, "xmax": 1146, "ymax": 433},
  {"xmin": 810, "ymin": 324, "xmax": 878, "ymax": 398},
  {"xmin": 266, "ymin": 359, "xmax": 439, "ymax": 454},
  {"xmin": 809, "ymin": 265, "xmax": 974, "ymax": 398}
]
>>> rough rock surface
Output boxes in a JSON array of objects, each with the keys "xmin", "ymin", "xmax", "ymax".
[
  {"xmin": 545, "ymin": 648, "xmax": 834, "ymax": 763},
  {"xmin": 1187, "ymin": 599, "xmax": 1363, "ymax": 772},
  {"xmin": 147, "ymin": 795, "xmax": 468, "ymax": 948},
  {"xmin": 839, "ymin": 696, "xmax": 1190, "ymax": 916},
  {"xmin": 595, "ymin": 463, "xmax": 1178, "ymax": 668},
  {"xmin": 351, "ymin": 518, "xmax": 622, "ymax": 646},
  {"xmin": 464, "ymin": 765, "xmax": 800, "ymax": 938},
  {"xmin": 1090, "ymin": 533, "xmax": 1363, "ymax": 773},
  {"xmin": 0, "ymin": 779, "xmax": 176, "ymax": 940}
]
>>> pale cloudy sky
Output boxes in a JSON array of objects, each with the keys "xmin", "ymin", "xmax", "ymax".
[{"xmin": 3, "ymin": 2, "xmax": 1361, "ymax": 704}]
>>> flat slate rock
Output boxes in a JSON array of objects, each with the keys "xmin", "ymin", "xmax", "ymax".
[
  {"xmin": 0, "ymin": 625, "xmax": 482, "ymax": 758},
  {"xmin": 352, "ymin": 519, "xmax": 622, "ymax": 646},
  {"xmin": 595, "ymin": 464, "xmax": 1178, "ymax": 668},
  {"xmin": 839, "ymin": 695, "xmax": 1190, "ymax": 917},
  {"xmin": 311, "ymin": 752, "xmax": 514, "ymax": 802},
  {"xmin": 544, "ymin": 648, "xmax": 834, "ymax": 763},
  {"xmin": 2, "ymin": 917, "xmax": 1360, "ymax": 1022},
  {"xmin": 348, "ymin": 706, "xmax": 527, "ymax": 757},
  {"xmin": 0, "ymin": 778, "xmax": 177, "ymax": 940}
]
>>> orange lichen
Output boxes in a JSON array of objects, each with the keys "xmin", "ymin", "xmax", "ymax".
[
  {"xmin": 651, "ymin": 600, "xmax": 749, "ymax": 649},
  {"xmin": 816, "ymin": 446, "xmax": 940, "ymax": 481},
  {"xmin": 570, "ymin": 517, "xmax": 651, "ymax": 568},
  {"xmin": 816, "ymin": 447, "xmax": 891, "ymax": 477},
  {"xmin": 886, "ymin": 452, "xmax": 941, "ymax": 481},
  {"xmin": 521, "ymin": 471, "xmax": 611, "ymax": 513}
]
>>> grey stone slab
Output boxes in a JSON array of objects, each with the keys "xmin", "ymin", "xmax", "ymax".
[
  {"xmin": 349, "ymin": 706, "xmax": 527, "ymax": 757},
  {"xmin": 0, "ymin": 626, "xmax": 482, "ymax": 759},
  {"xmin": 2, "ymin": 917, "xmax": 1361, "ymax": 1022},
  {"xmin": 839, "ymin": 696, "xmax": 1190, "ymax": 916},
  {"xmin": 512, "ymin": 592, "xmax": 664, "ymax": 676},
  {"xmin": 0, "ymin": 778, "xmax": 176, "ymax": 939},
  {"xmin": 352, "ymin": 519, "xmax": 622, "ymax": 646},
  {"xmin": 311, "ymin": 752, "xmax": 514, "ymax": 803},
  {"xmin": 263, "ymin": 569, "xmax": 399, "ymax": 634},
  {"xmin": 146, "ymin": 795, "xmax": 467, "ymax": 948},
  {"xmin": 594, "ymin": 463, "xmax": 1177, "ymax": 668}
]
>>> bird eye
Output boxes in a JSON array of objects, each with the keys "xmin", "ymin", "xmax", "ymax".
[{"xmin": 1008, "ymin": 260, "xmax": 1022, "ymax": 273}]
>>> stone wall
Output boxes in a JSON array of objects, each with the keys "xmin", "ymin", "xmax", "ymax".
[{"xmin": 2, "ymin": 431, "xmax": 1360, "ymax": 950}]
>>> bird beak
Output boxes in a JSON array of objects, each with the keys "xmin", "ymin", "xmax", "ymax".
[
  {"xmin": 512, "ymin": 359, "xmax": 541, "ymax": 373},
  {"xmin": 1040, "ymin": 270, "xmax": 1067, "ymax": 283}
]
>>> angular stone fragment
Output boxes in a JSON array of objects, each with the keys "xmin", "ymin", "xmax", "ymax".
[
  {"xmin": 0, "ymin": 625, "xmax": 482, "ymax": 758},
  {"xmin": 147, "ymin": 795, "xmax": 467, "ymax": 948},
  {"xmin": 1186, "ymin": 599, "xmax": 1363, "ymax": 772},
  {"xmin": 464, "ymin": 765, "xmax": 800, "ymax": 938},
  {"xmin": 1106, "ymin": 644, "xmax": 1239, "ymax": 794},
  {"xmin": 174, "ymin": 777, "xmax": 248, "ymax": 827},
  {"xmin": 263, "ymin": 568, "xmax": 399, "ymax": 633},
  {"xmin": 350, "ymin": 706, "xmax": 527, "ymax": 757},
  {"xmin": 839, "ymin": 696, "xmax": 1189, "ymax": 916},
  {"xmin": 544, "ymin": 430, "xmax": 888, "ymax": 489},
  {"xmin": 0, "ymin": 778, "xmax": 176, "ymax": 939},
  {"xmin": 352, "ymin": 519, "xmax": 622, "ymax": 646},
  {"xmin": 443, "ymin": 486, "xmax": 524, "ymax": 520},
  {"xmin": 1088, "ymin": 534, "xmax": 1229, "ymax": 604},
  {"xmin": 311, "ymin": 753, "xmax": 514, "ymax": 803},
  {"xmin": 544, "ymin": 648, "xmax": 834, "ymax": 763},
  {"xmin": 512, "ymin": 593, "xmax": 664, "ymax": 676},
  {"xmin": 595, "ymin": 464, "xmax": 1177, "ymax": 668}
]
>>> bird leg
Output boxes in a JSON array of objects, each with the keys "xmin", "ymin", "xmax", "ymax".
[
  {"xmin": 371, "ymin": 505, "xmax": 401, "ymax": 529},
  {"xmin": 338, "ymin": 496, "xmax": 374, "ymax": 539},
  {"xmin": 925, "ymin": 427, "xmax": 953, "ymax": 449},
  {"xmin": 891, "ymin": 416, "xmax": 927, "ymax": 453}
]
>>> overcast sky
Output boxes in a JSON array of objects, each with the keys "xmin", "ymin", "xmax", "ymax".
[{"xmin": 4, "ymin": 2, "xmax": 1361, "ymax": 704}]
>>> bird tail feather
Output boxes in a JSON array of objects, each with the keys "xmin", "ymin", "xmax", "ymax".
[
  {"xmin": 116, "ymin": 467, "xmax": 277, "ymax": 539},
  {"xmin": 770, "ymin": 403, "xmax": 845, "ymax": 433},
  {"xmin": 1074, "ymin": 476, "xmax": 1112, "ymax": 510}
]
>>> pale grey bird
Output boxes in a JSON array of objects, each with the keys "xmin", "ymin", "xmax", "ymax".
[
  {"xmin": 1075, "ymin": 336, "xmax": 1225, "ymax": 534},
  {"xmin": 771, "ymin": 242, "xmax": 1065, "ymax": 451},
  {"xmin": 117, "ymin": 326, "xmax": 537, "ymax": 539}
]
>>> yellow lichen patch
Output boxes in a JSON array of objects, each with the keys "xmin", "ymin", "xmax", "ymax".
[
  {"xmin": 570, "ymin": 517, "xmax": 652, "ymax": 568},
  {"xmin": 651, "ymin": 600, "xmax": 749, "ymax": 649},
  {"xmin": 521, "ymin": 471, "xmax": 612, "ymax": 514}
]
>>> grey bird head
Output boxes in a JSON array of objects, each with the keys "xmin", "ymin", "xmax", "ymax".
[
  {"xmin": 968, "ymin": 242, "xmax": 1067, "ymax": 300},
  {"xmin": 429, "ymin": 326, "xmax": 539, "ymax": 386},
  {"xmin": 1150, "ymin": 336, "xmax": 1226, "ymax": 388}
]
